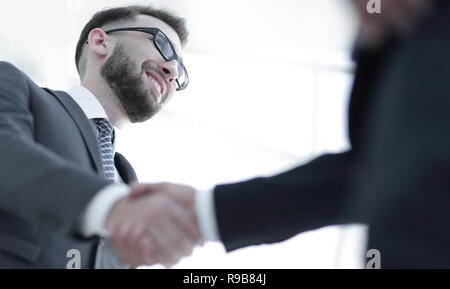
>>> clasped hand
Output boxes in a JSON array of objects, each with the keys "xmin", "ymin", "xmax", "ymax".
[{"xmin": 105, "ymin": 183, "xmax": 204, "ymax": 268}]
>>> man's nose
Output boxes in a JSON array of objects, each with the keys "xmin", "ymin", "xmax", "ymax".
[{"xmin": 158, "ymin": 60, "xmax": 178, "ymax": 84}]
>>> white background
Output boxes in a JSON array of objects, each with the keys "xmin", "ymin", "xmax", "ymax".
[{"xmin": 0, "ymin": 0, "xmax": 368, "ymax": 268}]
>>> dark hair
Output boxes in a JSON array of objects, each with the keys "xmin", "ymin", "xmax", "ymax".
[{"xmin": 75, "ymin": 5, "xmax": 188, "ymax": 74}]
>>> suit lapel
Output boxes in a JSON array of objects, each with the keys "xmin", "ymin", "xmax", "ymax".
[
  {"xmin": 43, "ymin": 88, "xmax": 104, "ymax": 175},
  {"xmin": 114, "ymin": 153, "xmax": 138, "ymax": 185}
]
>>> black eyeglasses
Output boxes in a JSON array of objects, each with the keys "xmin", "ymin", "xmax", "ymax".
[{"xmin": 103, "ymin": 27, "xmax": 189, "ymax": 91}]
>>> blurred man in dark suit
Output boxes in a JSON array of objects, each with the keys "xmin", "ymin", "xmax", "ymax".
[{"xmin": 128, "ymin": 0, "xmax": 450, "ymax": 268}]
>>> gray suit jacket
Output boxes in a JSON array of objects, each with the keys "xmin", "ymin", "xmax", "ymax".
[{"xmin": 0, "ymin": 61, "xmax": 138, "ymax": 268}]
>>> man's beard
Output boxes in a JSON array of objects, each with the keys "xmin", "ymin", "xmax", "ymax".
[{"xmin": 100, "ymin": 43, "xmax": 163, "ymax": 123}]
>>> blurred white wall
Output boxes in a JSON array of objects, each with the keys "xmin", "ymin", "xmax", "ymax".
[{"xmin": 0, "ymin": 0, "xmax": 368, "ymax": 268}]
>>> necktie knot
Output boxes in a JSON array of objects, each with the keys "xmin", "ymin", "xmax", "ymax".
[
  {"xmin": 94, "ymin": 118, "xmax": 114, "ymax": 138},
  {"xmin": 94, "ymin": 118, "xmax": 115, "ymax": 181}
]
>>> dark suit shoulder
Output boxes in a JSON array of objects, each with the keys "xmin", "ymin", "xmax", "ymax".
[
  {"xmin": 0, "ymin": 62, "xmax": 34, "ymax": 103},
  {"xmin": 0, "ymin": 61, "xmax": 26, "ymax": 76},
  {"xmin": 0, "ymin": 61, "xmax": 38, "ymax": 90},
  {"xmin": 0, "ymin": 62, "xmax": 53, "ymax": 100}
]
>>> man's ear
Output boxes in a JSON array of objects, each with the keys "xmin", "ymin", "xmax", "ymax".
[{"xmin": 87, "ymin": 28, "xmax": 111, "ymax": 58}]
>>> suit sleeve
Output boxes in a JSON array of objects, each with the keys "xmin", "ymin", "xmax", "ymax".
[
  {"xmin": 0, "ymin": 62, "xmax": 111, "ymax": 236},
  {"xmin": 214, "ymin": 151, "xmax": 357, "ymax": 251}
]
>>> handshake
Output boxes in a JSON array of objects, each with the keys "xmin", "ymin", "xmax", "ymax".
[{"xmin": 105, "ymin": 183, "xmax": 205, "ymax": 268}]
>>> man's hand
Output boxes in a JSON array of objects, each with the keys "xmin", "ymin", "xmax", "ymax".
[
  {"xmin": 350, "ymin": 0, "xmax": 433, "ymax": 47},
  {"xmin": 105, "ymin": 184, "xmax": 203, "ymax": 268}
]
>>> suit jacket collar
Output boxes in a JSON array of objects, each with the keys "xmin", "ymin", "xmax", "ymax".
[{"xmin": 43, "ymin": 88, "xmax": 104, "ymax": 176}]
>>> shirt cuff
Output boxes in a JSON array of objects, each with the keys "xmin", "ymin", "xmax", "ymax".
[
  {"xmin": 79, "ymin": 183, "xmax": 129, "ymax": 238},
  {"xmin": 195, "ymin": 188, "xmax": 220, "ymax": 241}
]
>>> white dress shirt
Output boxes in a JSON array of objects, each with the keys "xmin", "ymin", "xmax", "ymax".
[{"xmin": 67, "ymin": 84, "xmax": 220, "ymax": 241}]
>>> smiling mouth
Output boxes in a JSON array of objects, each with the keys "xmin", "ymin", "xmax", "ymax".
[{"xmin": 145, "ymin": 71, "xmax": 166, "ymax": 100}]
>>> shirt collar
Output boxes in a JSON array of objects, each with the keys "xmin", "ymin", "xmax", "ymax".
[
  {"xmin": 66, "ymin": 85, "xmax": 119, "ymax": 148},
  {"xmin": 66, "ymin": 85, "xmax": 109, "ymax": 120}
]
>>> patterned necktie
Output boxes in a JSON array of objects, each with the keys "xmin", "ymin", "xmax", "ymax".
[
  {"xmin": 94, "ymin": 118, "xmax": 115, "ymax": 180},
  {"xmin": 93, "ymin": 118, "xmax": 125, "ymax": 268}
]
